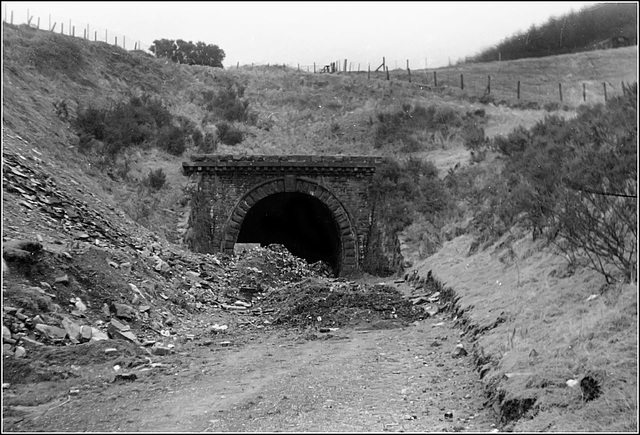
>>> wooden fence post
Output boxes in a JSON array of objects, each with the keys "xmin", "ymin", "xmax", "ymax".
[
  {"xmin": 358, "ymin": 63, "xmax": 360, "ymax": 72},
  {"xmin": 583, "ymin": 83, "xmax": 586, "ymax": 102},
  {"xmin": 559, "ymin": 83, "xmax": 563, "ymax": 102},
  {"xmin": 487, "ymin": 75, "xmax": 491, "ymax": 94},
  {"xmin": 115, "ymin": 36, "xmax": 117, "ymax": 47},
  {"xmin": 313, "ymin": 62, "xmax": 316, "ymax": 73},
  {"xmin": 297, "ymin": 63, "xmax": 299, "ymax": 71},
  {"xmin": 433, "ymin": 71, "xmax": 437, "ymax": 87},
  {"xmin": 517, "ymin": 80, "xmax": 521, "ymax": 99},
  {"xmin": 72, "ymin": 26, "xmax": 75, "ymax": 37},
  {"xmin": 344, "ymin": 59, "xmax": 347, "ymax": 72},
  {"xmin": 386, "ymin": 66, "xmax": 390, "ymax": 80},
  {"xmin": 10, "ymin": 10, "xmax": 13, "ymax": 24},
  {"xmin": 237, "ymin": 62, "xmax": 240, "ymax": 69},
  {"xmin": 368, "ymin": 64, "xmax": 370, "ymax": 80},
  {"xmin": 407, "ymin": 59, "xmax": 411, "ymax": 83},
  {"xmin": 51, "ymin": 22, "xmax": 56, "ymax": 32},
  {"xmin": 61, "ymin": 23, "xmax": 64, "ymax": 35},
  {"xmin": 603, "ymin": 82, "xmax": 607, "ymax": 101},
  {"xmin": 94, "ymin": 31, "xmax": 97, "ymax": 41},
  {"xmin": 460, "ymin": 74, "xmax": 464, "ymax": 90}
]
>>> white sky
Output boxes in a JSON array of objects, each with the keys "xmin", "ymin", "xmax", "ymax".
[{"xmin": 3, "ymin": 1, "xmax": 600, "ymax": 69}]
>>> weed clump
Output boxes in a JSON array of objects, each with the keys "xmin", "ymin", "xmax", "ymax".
[{"xmin": 374, "ymin": 103, "xmax": 465, "ymax": 150}]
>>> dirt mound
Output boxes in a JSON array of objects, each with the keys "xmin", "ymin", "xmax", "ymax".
[
  {"xmin": 260, "ymin": 276, "xmax": 425, "ymax": 329},
  {"xmin": 229, "ymin": 244, "xmax": 332, "ymax": 291},
  {"xmin": 2, "ymin": 339, "xmax": 148, "ymax": 385}
]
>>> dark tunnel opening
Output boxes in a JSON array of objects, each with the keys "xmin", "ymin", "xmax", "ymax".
[{"xmin": 236, "ymin": 192, "xmax": 342, "ymax": 276}]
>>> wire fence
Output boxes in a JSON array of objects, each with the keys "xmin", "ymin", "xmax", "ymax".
[
  {"xmin": 237, "ymin": 55, "xmax": 636, "ymax": 107},
  {"xmin": 2, "ymin": 5, "xmax": 153, "ymax": 52},
  {"xmin": 3, "ymin": 5, "xmax": 635, "ymax": 107}
]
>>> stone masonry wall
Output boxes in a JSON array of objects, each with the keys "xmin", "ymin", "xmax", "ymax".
[{"xmin": 182, "ymin": 155, "xmax": 382, "ymax": 275}]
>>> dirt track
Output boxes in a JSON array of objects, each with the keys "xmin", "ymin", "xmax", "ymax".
[{"xmin": 4, "ymin": 280, "xmax": 497, "ymax": 433}]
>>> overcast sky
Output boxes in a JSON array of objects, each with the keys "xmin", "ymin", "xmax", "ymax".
[{"xmin": 3, "ymin": 1, "xmax": 599, "ymax": 69}]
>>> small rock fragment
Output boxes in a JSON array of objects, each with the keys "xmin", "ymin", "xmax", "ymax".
[
  {"xmin": 14, "ymin": 346, "xmax": 27, "ymax": 358},
  {"xmin": 452, "ymin": 344, "xmax": 467, "ymax": 358},
  {"xmin": 54, "ymin": 274, "xmax": 70, "ymax": 285}
]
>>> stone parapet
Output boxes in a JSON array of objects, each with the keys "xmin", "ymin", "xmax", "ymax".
[{"xmin": 183, "ymin": 154, "xmax": 383, "ymax": 175}]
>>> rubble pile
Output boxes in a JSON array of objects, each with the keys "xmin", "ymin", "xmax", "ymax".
[
  {"xmin": 260, "ymin": 276, "xmax": 426, "ymax": 328},
  {"xmin": 228, "ymin": 244, "xmax": 332, "ymax": 292}
]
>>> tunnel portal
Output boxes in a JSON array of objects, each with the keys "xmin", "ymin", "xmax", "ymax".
[
  {"xmin": 181, "ymin": 155, "xmax": 383, "ymax": 276},
  {"xmin": 237, "ymin": 192, "xmax": 341, "ymax": 274}
]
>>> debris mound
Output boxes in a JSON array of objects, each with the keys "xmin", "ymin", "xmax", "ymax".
[
  {"xmin": 260, "ymin": 276, "xmax": 425, "ymax": 328},
  {"xmin": 229, "ymin": 244, "xmax": 331, "ymax": 291}
]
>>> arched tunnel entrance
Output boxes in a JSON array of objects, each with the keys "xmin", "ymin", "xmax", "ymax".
[{"xmin": 236, "ymin": 192, "xmax": 342, "ymax": 276}]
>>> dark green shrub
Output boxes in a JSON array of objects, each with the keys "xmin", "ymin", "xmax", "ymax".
[
  {"xmin": 370, "ymin": 157, "xmax": 450, "ymax": 233},
  {"xmin": 157, "ymin": 125, "xmax": 186, "ymax": 156},
  {"xmin": 191, "ymin": 129, "xmax": 204, "ymax": 149},
  {"xmin": 492, "ymin": 126, "xmax": 530, "ymax": 156},
  {"xmin": 483, "ymin": 83, "xmax": 638, "ymax": 282},
  {"xmin": 204, "ymin": 85, "xmax": 253, "ymax": 123},
  {"xmin": 146, "ymin": 168, "xmax": 167, "ymax": 191},
  {"xmin": 73, "ymin": 94, "xmax": 176, "ymax": 159},
  {"xmin": 461, "ymin": 122, "xmax": 486, "ymax": 150},
  {"xmin": 74, "ymin": 105, "xmax": 107, "ymax": 140},
  {"xmin": 216, "ymin": 122, "xmax": 243, "ymax": 145}
]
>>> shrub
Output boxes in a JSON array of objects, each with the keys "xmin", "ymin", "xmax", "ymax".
[
  {"xmin": 484, "ymin": 84, "xmax": 638, "ymax": 282},
  {"xmin": 215, "ymin": 121, "xmax": 243, "ymax": 145},
  {"xmin": 74, "ymin": 105, "xmax": 107, "ymax": 140},
  {"xmin": 73, "ymin": 94, "xmax": 176, "ymax": 159},
  {"xmin": 461, "ymin": 122, "xmax": 486, "ymax": 150},
  {"xmin": 157, "ymin": 125, "xmax": 186, "ymax": 156},
  {"xmin": 145, "ymin": 168, "xmax": 167, "ymax": 191},
  {"xmin": 370, "ymin": 157, "xmax": 450, "ymax": 233},
  {"xmin": 205, "ymin": 85, "xmax": 253, "ymax": 123},
  {"xmin": 191, "ymin": 129, "xmax": 204, "ymax": 149},
  {"xmin": 492, "ymin": 126, "xmax": 530, "ymax": 156}
]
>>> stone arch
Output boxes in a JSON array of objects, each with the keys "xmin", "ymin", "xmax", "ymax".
[{"xmin": 220, "ymin": 177, "xmax": 359, "ymax": 274}]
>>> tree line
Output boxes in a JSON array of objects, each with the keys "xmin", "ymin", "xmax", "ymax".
[
  {"xmin": 150, "ymin": 38, "xmax": 226, "ymax": 68},
  {"xmin": 468, "ymin": 3, "xmax": 637, "ymax": 63}
]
